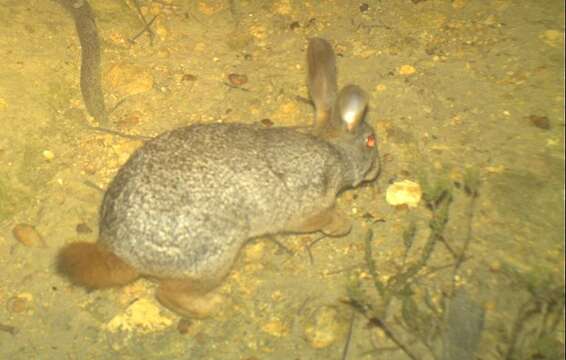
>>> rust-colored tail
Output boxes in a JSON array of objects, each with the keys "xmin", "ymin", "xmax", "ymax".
[{"xmin": 57, "ymin": 242, "xmax": 139, "ymax": 289}]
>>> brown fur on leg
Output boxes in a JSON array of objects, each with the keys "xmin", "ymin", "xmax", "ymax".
[
  {"xmin": 156, "ymin": 279, "xmax": 223, "ymax": 318},
  {"xmin": 57, "ymin": 242, "xmax": 139, "ymax": 289}
]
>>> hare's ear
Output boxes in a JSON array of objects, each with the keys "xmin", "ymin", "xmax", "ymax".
[
  {"xmin": 335, "ymin": 85, "xmax": 369, "ymax": 132},
  {"xmin": 307, "ymin": 38, "xmax": 338, "ymax": 131}
]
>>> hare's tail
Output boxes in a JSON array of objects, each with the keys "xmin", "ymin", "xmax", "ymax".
[{"xmin": 57, "ymin": 242, "xmax": 139, "ymax": 289}]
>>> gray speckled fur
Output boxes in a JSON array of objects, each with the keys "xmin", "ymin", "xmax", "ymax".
[
  {"xmin": 99, "ymin": 122, "xmax": 378, "ymax": 284},
  {"xmin": 98, "ymin": 38, "xmax": 380, "ymax": 288}
]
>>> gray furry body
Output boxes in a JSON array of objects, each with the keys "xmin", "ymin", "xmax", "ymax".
[
  {"xmin": 100, "ymin": 123, "xmax": 375, "ymax": 281},
  {"xmin": 97, "ymin": 38, "xmax": 380, "ymax": 292}
]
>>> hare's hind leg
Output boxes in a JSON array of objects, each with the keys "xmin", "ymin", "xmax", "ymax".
[
  {"xmin": 291, "ymin": 207, "xmax": 352, "ymax": 237},
  {"xmin": 156, "ymin": 278, "xmax": 223, "ymax": 318}
]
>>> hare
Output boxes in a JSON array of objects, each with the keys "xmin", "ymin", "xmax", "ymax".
[{"xmin": 58, "ymin": 37, "xmax": 380, "ymax": 318}]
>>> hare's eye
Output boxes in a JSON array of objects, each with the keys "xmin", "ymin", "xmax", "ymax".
[{"xmin": 366, "ymin": 134, "xmax": 376, "ymax": 148}]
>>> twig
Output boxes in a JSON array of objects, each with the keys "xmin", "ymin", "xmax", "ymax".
[
  {"xmin": 295, "ymin": 95, "xmax": 313, "ymax": 105},
  {"xmin": 305, "ymin": 234, "xmax": 327, "ymax": 265},
  {"xmin": 107, "ymin": 96, "xmax": 128, "ymax": 115},
  {"xmin": 505, "ymin": 300, "xmax": 541, "ymax": 360},
  {"xmin": 394, "ymin": 314, "xmax": 440, "ymax": 360},
  {"xmin": 368, "ymin": 317, "xmax": 419, "ymax": 360},
  {"xmin": 264, "ymin": 236, "xmax": 294, "ymax": 256},
  {"xmin": 128, "ymin": 0, "xmax": 156, "ymax": 45},
  {"xmin": 361, "ymin": 345, "xmax": 408, "ymax": 356},
  {"xmin": 451, "ymin": 186, "xmax": 478, "ymax": 291},
  {"xmin": 129, "ymin": 15, "xmax": 158, "ymax": 44},
  {"xmin": 324, "ymin": 262, "xmax": 365, "ymax": 276},
  {"xmin": 296, "ymin": 296, "xmax": 314, "ymax": 316},
  {"xmin": 343, "ymin": 297, "xmax": 419, "ymax": 360},
  {"xmin": 229, "ymin": 0, "xmax": 241, "ymax": 28},
  {"xmin": 437, "ymin": 235, "xmax": 457, "ymax": 257},
  {"xmin": 83, "ymin": 180, "xmax": 104, "ymax": 192},
  {"xmin": 0, "ymin": 323, "xmax": 18, "ymax": 335},
  {"xmin": 418, "ymin": 256, "xmax": 473, "ymax": 279},
  {"xmin": 84, "ymin": 125, "xmax": 152, "ymax": 141},
  {"xmin": 364, "ymin": 230, "xmax": 386, "ymax": 297},
  {"xmin": 223, "ymin": 82, "xmax": 251, "ymax": 92},
  {"xmin": 388, "ymin": 191, "xmax": 452, "ymax": 294},
  {"xmin": 341, "ymin": 310, "xmax": 356, "ymax": 360}
]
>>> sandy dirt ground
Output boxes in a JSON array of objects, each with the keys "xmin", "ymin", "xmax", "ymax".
[{"xmin": 0, "ymin": 0, "xmax": 564, "ymax": 359}]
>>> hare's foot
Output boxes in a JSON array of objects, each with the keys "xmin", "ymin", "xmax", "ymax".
[
  {"xmin": 320, "ymin": 210, "xmax": 352, "ymax": 237},
  {"xmin": 291, "ymin": 208, "xmax": 352, "ymax": 237},
  {"xmin": 156, "ymin": 279, "xmax": 223, "ymax": 319}
]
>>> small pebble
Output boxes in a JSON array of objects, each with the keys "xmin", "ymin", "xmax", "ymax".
[
  {"xmin": 289, "ymin": 21, "xmax": 300, "ymax": 30},
  {"xmin": 157, "ymin": 48, "xmax": 170, "ymax": 58},
  {"xmin": 12, "ymin": 223, "xmax": 45, "ymax": 247},
  {"xmin": 177, "ymin": 318, "xmax": 192, "ymax": 334},
  {"xmin": 484, "ymin": 300, "xmax": 497, "ymax": 312},
  {"xmin": 452, "ymin": 0, "xmax": 468, "ymax": 9},
  {"xmin": 260, "ymin": 118, "xmax": 274, "ymax": 127},
  {"xmin": 228, "ymin": 73, "xmax": 248, "ymax": 86},
  {"xmin": 304, "ymin": 305, "xmax": 347, "ymax": 349},
  {"xmin": 105, "ymin": 63, "xmax": 154, "ymax": 97},
  {"xmin": 399, "ymin": 64, "xmax": 416, "ymax": 75},
  {"xmin": 528, "ymin": 115, "xmax": 550, "ymax": 130},
  {"xmin": 42, "ymin": 150, "xmax": 55, "ymax": 161},
  {"xmin": 244, "ymin": 242, "xmax": 265, "ymax": 262},
  {"xmin": 375, "ymin": 83, "xmax": 386, "ymax": 92},
  {"xmin": 105, "ymin": 298, "xmax": 173, "ymax": 333},
  {"xmin": 76, "ymin": 223, "xmax": 93, "ymax": 234},
  {"xmin": 540, "ymin": 29, "xmax": 563, "ymax": 48},
  {"xmin": 7, "ymin": 293, "xmax": 33, "ymax": 313},
  {"xmin": 117, "ymin": 111, "xmax": 142, "ymax": 129},
  {"xmin": 489, "ymin": 260, "xmax": 502, "ymax": 273},
  {"xmin": 154, "ymin": 18, "xmax": 169, "ymax": 41},
  {"xmin": 359, "ymin": 3, "xmax": 369, "ymax": 12},
  {"xmin": 182, "ymin": 74, "xmax": 197, "ymax": 82},
  {"xmin": 261, "ymin": 318, "xmax": 288, "ymax": 337}
]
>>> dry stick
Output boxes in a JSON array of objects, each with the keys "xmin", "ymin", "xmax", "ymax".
[
  {"xmin": 265, "ymin": 236, "xmax": 294, "ymax": 256},
  {"xmin": 364, "ymin": 230, "xmax": 386, "ymax": 297},
  {"xmin": 451, "ymin": 188, "xmax": 478, "ymax": 292},
  {"xmin": 369, "ymin": 317, "xmax": 419, "ymax": 360},
  {"xmin": 0, "ymin": 323, "xmax": 18, "ymax": 335},
  {"xmin": 535, "ymin": 302, "xmax": 551, "ymax": 341},
  {"xmin": 418, "ymin": 256, "xmax": 472, "ymax": 280},
  {"xmin": 84, "ymin": 98, "xmax": 153, "ymax": 141},
  {"xmin": 129, "ymin": 0, "xmax": 156, "ymax": 45},
  {"xmin": 305, "ymin": 234, "xmax": 328, "ymax": 265},
  {"xmin": 394, "ymin": 314, "xmax": 440, "ymax": 360},
  {"xmin": 83, "ymin": 180, "xmax": 104, "ymax": 192},
  {"xmin": 62, "ymin": 0, "xmax": 108, "ymax": 126},
  {"xmin": 387, "ymin": 193, "xmax": 451, "ymax": 295},
  {"xmin": 437, "ymin": 235, "xmax": 457, "ymax": 257},
  {"xmin": 84, "ymin": 125, "xmax": 152, "ymax": 141},
  {"xmin": 547, "ymin": 300, "xmax": 565, "ymax": 335},
  {"xmin": 505, "ymin": 300, "xmax": 541, "ymax": 360},
  {"xmin": 129, "ymin": 14, "xmax": 158, "ymax": 44},
  {"xmin": 223, "ymin": 82, "xmax": 251, "ymax": 92},
  {"xmin": 229, "ymin": 0, "xmax": 241, "ymax": 27},
  {"xmin": 341, "ymin": 310, "xmax": 356, "ymax": 360},
  {"xmin": 345, "ymin": 297, "xmax": 419, "ymax": 360},
  {"xmin": 324, "ymin": 262, "xmax": 365, "ymax": 276},
  {"xmin": 295, "ymin": 95, "xmax": 313, "ymax": 105}
]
